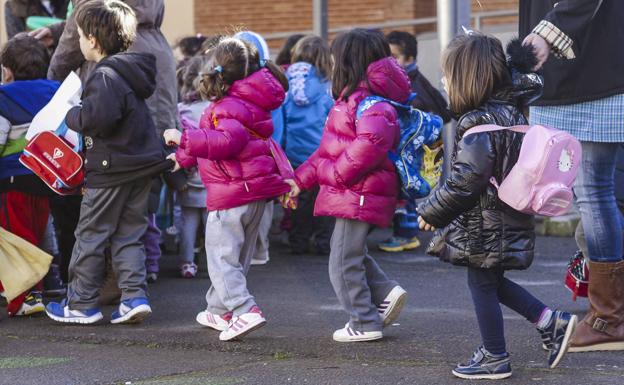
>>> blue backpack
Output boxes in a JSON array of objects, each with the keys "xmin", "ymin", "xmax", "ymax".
[{"xmin": 356, "ymin": 94, "xmax": 444, "ymax": 200}]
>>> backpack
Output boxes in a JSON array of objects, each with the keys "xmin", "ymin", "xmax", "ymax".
[
  {"xmin": 463, "ymin": 124, "xmax": 582, "ymax": 217},
  {"xmin": 19, "ymin": 122, "xmax": 84, "ymax": 195},
  {"xmin": 356, "ymin": 94, "xmax": 444, "ymax": 200}
]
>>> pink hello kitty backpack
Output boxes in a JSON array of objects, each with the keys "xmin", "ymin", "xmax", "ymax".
[{"xmin": 463, "ymin": 124, "xmax": 582, "ymax": 217}]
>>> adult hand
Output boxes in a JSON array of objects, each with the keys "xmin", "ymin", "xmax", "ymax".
[
  {"xmin": 30, "ymin": 27, "xmax": 54, "ymax": 48},
  {"xmin": 523, "ymin": 33, "xmax": 550, "ymax": 71},
  {"xmin": 166, "ymin": 153, "xmax": 180, "ymax": 172},
  {"xmin": 418, "ymin": 216, "xmax": 436, "ymax": 232},
  {"xmin": 163, "ymin": 129, "xmax": 181, "ymax": 146}
]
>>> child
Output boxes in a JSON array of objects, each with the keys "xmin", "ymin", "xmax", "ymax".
[
  {"xmin": 378, "ymin": 31, "xmax": 452, "ymax": 253},
  {"xmin": 0, "ymin": 33, "xmax": 60, "ymax": 317},
  {"xmin": 283, "ymin": 35, "xmax": 335, "ymax": 255},
  {"xmin": 164, "ymin": 37, "xmax": 291, "ymax": 341},
  {"xmin": 416, "ymin": 32, "xmax": 576, "ymax": 379},
  {"xmin": 289, "ymin": 29, "xmax": 408, "ymax": 342},
  {"xmin": 176, "ymin": 54, "xmax": 211, "ymax": 278},
  {"xmin": 46, "ymin": 0, "xmax": 171, "ymax": 325}
]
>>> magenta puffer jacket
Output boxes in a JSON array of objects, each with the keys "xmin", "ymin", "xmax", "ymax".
[
  {"xmin": 295, "ymin": 57, "xmax": 411, "ymax": 227},
  {"xmin": 176, "ymin": 68, "xmax": 291, "ymax": 211}
]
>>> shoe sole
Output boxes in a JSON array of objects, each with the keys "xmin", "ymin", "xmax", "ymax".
[
  {"xmin": 220, "ymin": 318, "xmax": 266, "ymax": 341},
  {"xmin": 46, "ymin": 310, "xmax": 104, "ymax": 324},
  {"xmin": 452, "ymin": 370, "xmax": 512, "ymax": 380},
  {"xmin": 333, "ymin": 333, "xmax": 383, "ymax": 343},
  {"xmin": 196, "ymin": 313, "xmax": 228, "ymax": 331},
  {"xmin": 568, "ymin": 341, "xmax": 624, "ymax": 352},
  {"xmin": 382, "ymin": 289, "xmax": 407, "ymax": 327},
  {"xmin": 550, "ymin": 315, "xmax": 577, "ymax": 368},
  {"xmin": 378, "ymin": 241, "xmax": 421, "ymax": 253},
  {"xmin": 110, "ymin": 305, "xmax": 152, "ymax": 325}
]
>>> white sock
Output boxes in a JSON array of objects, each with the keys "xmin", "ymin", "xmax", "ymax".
[{"xmin": 536, "ymin": 308, "xmax": 553, "ymax": 330}]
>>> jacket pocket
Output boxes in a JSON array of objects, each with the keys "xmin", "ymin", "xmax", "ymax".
[{"xmin": 215, "ymin": 161, "xmax": 231, "ymax": 180}]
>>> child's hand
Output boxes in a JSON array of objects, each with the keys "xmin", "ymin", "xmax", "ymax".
[
  {"xmin": 418, "ymin": 216, "xmax": 436, "ymax": 232},
  {"xmin": 167, "ymin": 153, "xmax": 181, "ymax": 172},
  {"xmin": 285, "ymin": 179, "xmax": 301, "ymax": 198},
  {"xmin": 163, "ymin": 129, "xmax": 182, "ymax": 146}
]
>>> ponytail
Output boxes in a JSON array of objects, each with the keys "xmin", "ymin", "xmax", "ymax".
[
  {"xmin": 199, "ymin": 66, "xmax": 227, "ymax": 101},
  {"xmin": 263, "ymin": 59, "xmax": 289, "ymax": 92}
]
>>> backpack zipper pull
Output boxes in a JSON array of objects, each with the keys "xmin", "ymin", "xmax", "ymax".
[
  {"xmin": 359, "ymin": 195, "xmax": 364, "ymax": 206},
  {"xmin": 244, "ymin": 182, "xmax": 250, "ymax": 192}
]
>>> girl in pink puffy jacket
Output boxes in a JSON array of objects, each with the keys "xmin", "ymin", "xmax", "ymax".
[
  {"xmin": 289, "ymin": 29, "xmax": 409, "ymax": 342},
  {"xmin": 164, "ymin": 37, "xmax": 291, "ymax": 342}
]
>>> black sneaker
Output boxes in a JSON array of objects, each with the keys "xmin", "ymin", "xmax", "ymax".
[
  {"xmin": 43, "ymin": 264, "xmax": 67, "ymax": 297},
  {"xmin": 538, "ymin": 310, "xmax": 577, "ymax": 368},
  {"xmin": 452, "ymin": 346, "xmax": 512, "ymax": 380}
]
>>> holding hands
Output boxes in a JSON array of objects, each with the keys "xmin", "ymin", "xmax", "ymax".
[
  {"xmin": 163, "ymin": 129, "xmax": 182, "ymax": 146},
  {"xmin": 418, "ymin": 216, "xmax": 436, "ymax": 232},
  {"xmin": 280, "ymin": 179, "xmax": 301, "ymax": 209}
]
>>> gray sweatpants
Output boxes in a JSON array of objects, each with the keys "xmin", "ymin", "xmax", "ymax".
[
  {"xmin": 329, "ymin": 218, "xmax": 398, "ymax": 332},
  {"xmin": 179, "ymin": 206, "xmax": 208, "ymax": 264},
  {"xmin": 67, "ymin": 179, "xmax": 150, "ymax": 310},
  {"xmin": 204, "ymin": 201, "xmax": 266, "ymax": 316}
]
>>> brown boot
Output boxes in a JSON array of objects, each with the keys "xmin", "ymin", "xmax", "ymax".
[{"xmin": 569, "ymin": 260, "xmax": 624, "ymax": 352}]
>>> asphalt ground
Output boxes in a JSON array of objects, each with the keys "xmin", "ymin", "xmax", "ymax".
[{"xmin": 1, "ymin": 229, "xmax": 623, "ymax": 385}]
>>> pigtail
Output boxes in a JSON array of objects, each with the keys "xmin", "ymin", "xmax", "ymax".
[
  {"xmin": 263, "ymin": 59, "xmax": 290, "ymax": 92},
  {"xmin": 199, "ymin": 66, "xmax": 227, "ymax": 101}
]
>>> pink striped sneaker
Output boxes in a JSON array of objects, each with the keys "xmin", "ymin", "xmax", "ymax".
[
  {"xmin": 196, "ymin": 310, "xmax": 232, "ymax": 331},
  {"xmin": 333, "ymin": 323, "xmax": 383, "ymax": 342},
  {"xmin": 378, "ymin": 286, "xmax": 407, "ymax": 326},
  {"xmin": 219, "ymin": 306, "xmax": 266, "ymax": 341}
]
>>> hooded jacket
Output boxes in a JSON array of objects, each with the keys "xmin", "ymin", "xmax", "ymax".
[
  {"xmin": 48, "ymin": 0, "xmax": 177, "ymax": 135},
  {"xmin": 294, "ymin": 57, "xmax": 411, "ymax": 228},
  {"xmin": 65, "ymin": 52, "xmax": 171, "ymax": 188},
  {"xmin": 176, "ymin": 68, "xmax": 291, "ymax": 211},
  {"xmin": 417, "ymin": 46, "xmax": 544, "ymax": 270},
  {"xmin": 283, "ymin": 62, "xmax": 334, "ymax": 168}
]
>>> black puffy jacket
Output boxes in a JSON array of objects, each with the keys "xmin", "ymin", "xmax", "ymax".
[{"xmin": 417, "ymin": 72, "xmax": 543, "ymax": 270}]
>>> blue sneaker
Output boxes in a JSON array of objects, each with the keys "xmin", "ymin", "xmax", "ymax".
[
  {"xmin": 111, "ymin": 297, "xmax": 152, "ymax": 324},
  {"xmin": 45, "ymin": 298, "xmax": 103, "ymax": 324},
  {"xmin": 378, "ymin": 236, "xmax": 421, "ymax": 252},
  {"xmin": 452, "ymin": 346, "xmax": 512, "ymax": 380},
  {"xmin": 539, "ymin": 310, "xmax": 577, "ymax": 368}
]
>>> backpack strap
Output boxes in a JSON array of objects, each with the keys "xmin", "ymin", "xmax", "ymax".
[
  {"xmin": 356, "ymin": 94, "xmax": 414, "ymax": 120},
  {"xmin": 462, "ymin": 124, "xmax": 529, "ymax": 139}
]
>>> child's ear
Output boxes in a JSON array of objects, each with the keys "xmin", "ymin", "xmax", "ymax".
[
  {"xmin": 1, "ymin": 66, "xmax": 14, "ymax": 84},
  {"xmin": 88, "ymin": 34, "xmax": 100, "ymax": 52}
]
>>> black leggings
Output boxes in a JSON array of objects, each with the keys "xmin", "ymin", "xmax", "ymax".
[{"xmin": 467, "ymin": 266, "xmax": 546, "ymax": 354}]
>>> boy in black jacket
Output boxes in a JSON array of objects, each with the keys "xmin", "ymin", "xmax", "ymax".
[{"xmin": 46, "ymin": 0, "xmax": 172, "ymax": 325}]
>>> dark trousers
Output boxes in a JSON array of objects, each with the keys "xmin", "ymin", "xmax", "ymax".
[
  {"xmin": 467, "ymin": 266, "xmax": 546, "ymax": 354},
  {"xmin": 289, "ymin": 187, "xmax": 334, "ymax": 253},
  {"xmin": 50, "ymin": 195, "xmax": 82, "ymax": 282},
  {"xmin": 67, "ymin": 179, "xmax": 150, "ymax": 310}
]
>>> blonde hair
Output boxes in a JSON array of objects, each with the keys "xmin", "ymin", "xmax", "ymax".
[
  {"xmin": 291, "ymin": 35, "xmax": 332, "ymax": 80},
  {"xmin": 441, "ymin": 32, "xmax": 511, "ymax": 115}
]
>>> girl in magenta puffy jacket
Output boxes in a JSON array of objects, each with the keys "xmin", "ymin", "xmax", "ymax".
[
  {"xmin": 164, "ymin": 37, "xmax": 291, "ymax": 342},
  {"xmin": 289, "ymin": 29, "xmax": 409, "ymax": 342}
]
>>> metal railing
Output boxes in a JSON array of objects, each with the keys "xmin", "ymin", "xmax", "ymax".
[{"xmin": 263, "ymin": 9, "xmax": 518, "ymax": 41}]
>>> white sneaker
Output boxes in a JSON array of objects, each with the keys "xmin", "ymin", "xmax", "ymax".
[
  {"xmin": 250, "ymin": 256, "xmax": 270, "ymax": 266},
  {"xmin": 219, "ymin": 307, "xmax": 266, "ymax": 341},
  {"xmin": 196, "ymin": 310, "xmax": 232, "ymax": 331},
  {"xmin": 333, "ymin": 323, "xmax": 383, "ymax": 342},
  {"xmin": 378, "ymin": 286, "xmax": 407, "ymax": 326}
]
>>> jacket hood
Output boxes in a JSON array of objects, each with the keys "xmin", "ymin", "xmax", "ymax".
[
  {"xmin": 286, "ymin": 62, "xmax": 331, "ymax": 106},
  {"xmin": 125, "ymin": 0, "xmax": 164, "ymax": 28},
  {"xmin": 365, "ymin": 57, "xmax": 411, "ymax": 103},
  {"xmin": 0, "ymin": 79, "xmax": 59, "ymax": 116},
  {"xmin": 495, "ymin": 38, "xmax": 544, "ymax": 105},
  {"xmin": 228, "ymin": 68, "xmax": 286, "ymax": 112},
  {"xmin": 99, "ymin": 52, "xmax": 157, "ymax": 99}
]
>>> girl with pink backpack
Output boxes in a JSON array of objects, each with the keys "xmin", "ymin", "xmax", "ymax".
[{"xmin": 417, "ymin": 33, "xmax": 577, "ymax": 380}]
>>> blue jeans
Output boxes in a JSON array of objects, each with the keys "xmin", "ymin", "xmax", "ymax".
[
  {"xmin": 393, "ymin": 200, "xmax": 419, "ymax": 239},
  {"xmin": 574, "ymin": 142, "xmax": 623, "ymax": 262},
  {"xmin": 467, "ymin": 267, "xmax": 546, "ymax": 355}
]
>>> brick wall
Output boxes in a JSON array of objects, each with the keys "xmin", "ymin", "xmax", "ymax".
[{"xmin": 194, "ymin": 0, "xmax": 518, "ymax": 49}]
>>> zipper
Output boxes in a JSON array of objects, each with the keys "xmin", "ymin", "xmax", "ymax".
[
  {"xmin": 244, "ymin": 182, "xmax": 250, "ymax": 192},
  {"xmin": 359, "ymin": 195, "xmax": 364, "ymax": 206}
]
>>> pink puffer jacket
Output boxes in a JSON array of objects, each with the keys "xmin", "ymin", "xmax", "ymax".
[
  {"xmin": 176, "ymin": 68, "xmax": 290, "ymax": 211},
  {"xmin": 295, "ymin": 57, "xmax": 411, "ymax": 227}
]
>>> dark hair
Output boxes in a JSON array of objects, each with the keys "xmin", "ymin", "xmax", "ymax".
[
  {"xmin": 331, "ymin": 29, "xmax": 391, "ymax": 101},
  {"xmin": 441, "ymin": 32, "xmax": 511, "ymax": 115},
  {"xmin": 200, "ymin": 35, "xmax": 224, "ymax": 55},
  {"xmin": 199, "ymin": 37, "xmax": 289, "ymax": 101},
  {"xmin": 275, "ymin": 34, "xmax": 305, "ymax": 66},
  {"xmin": 387, "ymin": 31, "xmax": 418, "ymax": 60},
  {"xmin": 177, "ymin": 54, "xmax": 213, "ymax": 103},
  {"xmin": 0, "ymin": 33, "xmax": 50, "ymax": 80},
  {"xmin": 74, "ymin": 0, "xmax": 137, "ymax": 56},
  {"xmin": 291, "ymin": 35, "xmax": 332, "ymax": 80},
  {"xmin": 177, "ymin": 35, "xmax": 207, "ymax": 58}
]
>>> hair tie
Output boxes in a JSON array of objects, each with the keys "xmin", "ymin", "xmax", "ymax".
[
  {"xmin": 259, "ymin": 59, "xmax": 267, "ymax": 68},
  {"xmin": 214, "ymin": 65, "xmax": 223, "ymax": 74}
]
